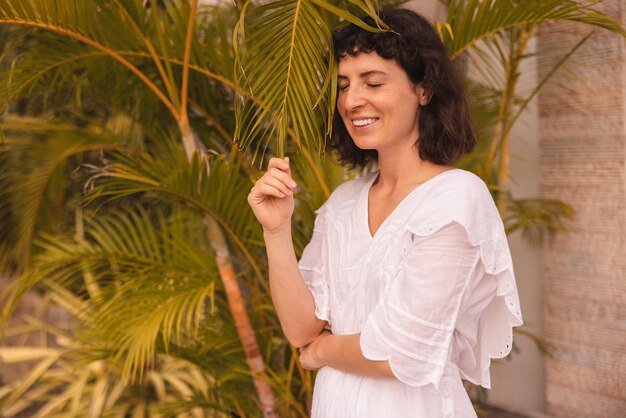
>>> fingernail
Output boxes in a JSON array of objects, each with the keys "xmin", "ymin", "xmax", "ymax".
[{"xmin": 290, "ymin": 180, "xmax": 297, "ymax": 188}]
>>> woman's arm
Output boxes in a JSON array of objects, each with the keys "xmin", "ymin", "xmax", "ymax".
[
  {"xmin": 264, "ymin": 226, "xmax": 327, "ymax": 347},
  {"xmin": 300, "ymin": 222, "xmax": 481, "ymax": 382},
  {"xmin": 299, "ymin": 332, "xmax": 394, "ymax": 378},
  {"xmin": 248, "ymin": 157, "xmax": 327, "ymax": 347}
]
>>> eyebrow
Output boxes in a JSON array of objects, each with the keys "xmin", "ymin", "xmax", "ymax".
[{"xmin": 337, "ymin": 70, "xmax": 389, "ymax": 80}]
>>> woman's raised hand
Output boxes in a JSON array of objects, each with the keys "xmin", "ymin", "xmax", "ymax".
[{"xmin": 248, "ymin": 157, "xmax": 297, "ymax": 233}]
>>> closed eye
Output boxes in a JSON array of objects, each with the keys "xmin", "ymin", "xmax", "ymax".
[
  {"xmin": 338, "ymin": 84, "xmax": 349, "ymax": 91},
  {"xmin": 368, "ymin": 83, "xmax": 383, "ymax": 88}
]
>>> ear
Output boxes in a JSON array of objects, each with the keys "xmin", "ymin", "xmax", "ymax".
[{"xmin": 414, "ymin": 83, "xmax": 432, "ymax": 106}]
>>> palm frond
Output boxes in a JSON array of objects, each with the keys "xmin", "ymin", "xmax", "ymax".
[
  {"xmin": 83, "ymin": 148, "xmax": 267, "ymax": 287},
  {"xmin": 444, "ymin": 0, "xmax": 626, "ymax": 59},
  {"xmin": 0, "ymin": 36, "xmax": 100, "ymax": 109},
  {"xmin": 0, "ymin": 0, "xmax": 179, "ymax": 116},
  {"xmin": 233, "ymin": 0, "xmax": 385, "ymax": 159},
  {"xmin": 505, "ymin": 31, "xmax": 592, "ymax": 137},
  {"xmin": 505, "ymin": 196, "xmax": 575, "ymax": 246},
  {"xmin": 1, "ymin": 280, "xmax": 257, "ymax": 417},
  {"xmin": 0, "ymin": 116, "xmax": 124, "ymax": 268},
  {"xmin": 0, "ymin": 342, "xmax": 226, "ymax": 417},
  {"xmin": 84, "ymin": 209, "xmax": 219, "ymax": 380},
  {"xmin": 234, "ymin": 0, "xmax": 333, "ymax": 159},
  {"xmin": 2, "ymin": 205, "xmax": 223, "ymax": 382}
]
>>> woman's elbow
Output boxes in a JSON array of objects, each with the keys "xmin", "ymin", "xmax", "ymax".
[
  {"xmin": 285, "ymin": 331, "xmax": 316, "ymax": 348},
  {"xmin": 284, "ymin": 324, "xmax": 326, "ymax": 348}
]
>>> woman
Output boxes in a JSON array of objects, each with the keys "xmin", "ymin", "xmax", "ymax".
[{"xmin": 248, "ymin": 8, "xmax": 523, "ymax": 418}]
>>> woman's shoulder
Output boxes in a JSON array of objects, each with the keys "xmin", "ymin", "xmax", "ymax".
[
  {"xmin": 434, "ymin": 168, "xmax": 489, "ymax": 192},
  {"xmin": 402, "ymin": 169, "xmax": 500, "ymax": 231},
  {"xmin": 422, "ymin": 168, "xmax": 493, "ymax": 208}
]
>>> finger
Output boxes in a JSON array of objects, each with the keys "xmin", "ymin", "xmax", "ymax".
[
  {"xmin": 267, "ymin": 167, "xmax": 297, "ymax": 189},
  {"xmin": 268, "ymin": 157, "xmax": 289, "ymax": 172},
  {"xmin": 248, "ymin": 183, "xmax": 284, "ymax": 202},
  {"xmin": 263, "ymin": 175, "xmax": 293, "ymax": 196},
  {"xmin": 267, "ymin": 157, "xmax": 297, "ymax": 189},
  {"xmin": 284, "ymin": 156, "xmax": 292, "ymax": 177},
  {"xmin": 256, "ymin": 171, "xmax": 293, "ymax": 194},
  {"xmin": 253, "ymin": 183, "xmax": 287, "ymax": 199},
  {"xmin": 299, "ymin": 353, "xmax": 312, "ymax": 370}
]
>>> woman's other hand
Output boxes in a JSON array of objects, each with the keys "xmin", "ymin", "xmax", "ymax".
[
  {"xmin": 248, "ymin": 157, "xmax": 297, "ymax": 233},
  {"xmin": 299, "ymin": 330, "xmax": 332, "ymax": 370}
]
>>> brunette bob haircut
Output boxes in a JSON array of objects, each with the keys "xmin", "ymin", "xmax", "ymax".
[{"xmin": 329, "ymin": 8, "xmax": 476, "ymax": 168}]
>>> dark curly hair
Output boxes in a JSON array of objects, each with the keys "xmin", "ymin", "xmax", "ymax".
[{"xmin": 329, "ymin": 8, "xmax": 476, "ymax": 168}]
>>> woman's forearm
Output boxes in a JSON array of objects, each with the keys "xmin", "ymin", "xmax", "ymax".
[
  {"xmin": 316, "ymin": 333, "xmax": 394, "ymax": 378},
  {"xmin": 264, "ymin": 226, "xmax": 327, "ymax": 347}
]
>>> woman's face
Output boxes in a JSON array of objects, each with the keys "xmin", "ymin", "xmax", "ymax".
[{"xmin": 337, "ymin": 52, "xmax": 428, "ymax": 154}]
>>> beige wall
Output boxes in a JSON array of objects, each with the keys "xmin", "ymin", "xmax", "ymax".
[
  {"xmin": 409, "ymin": 0, "xmax": 447, "ymax": 23},
  {"xmin": 538, "ymin": 1, "xmax": 626, "ymax": 416}
]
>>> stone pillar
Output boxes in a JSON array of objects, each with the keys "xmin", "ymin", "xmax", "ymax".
[{"xmin": 538, "ymin": 1, "xmax": 626, "ymax": 416}]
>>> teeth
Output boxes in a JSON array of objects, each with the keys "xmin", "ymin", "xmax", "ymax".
[{"xmin": 352, "ymin": 118, "xmax": 377, "ymax": 127}]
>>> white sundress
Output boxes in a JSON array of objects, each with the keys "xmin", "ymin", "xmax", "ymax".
[{"xmin": 298, "ymin": 169, "xmax": 523, "ymax": 418}]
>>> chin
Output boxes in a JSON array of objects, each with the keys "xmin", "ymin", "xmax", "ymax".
[
  {"xmin": 352, "ymin": 142, "xmax": 378, "ymax": 151},
  {"xmin": 349, "ymin": 136, "xmax": 378, "ymax": 151}
]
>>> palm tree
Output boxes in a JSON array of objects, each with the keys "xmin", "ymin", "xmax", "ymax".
[
  {"xmin": 0, "ymin": 0, "xmax": 623, "ymax": 416},
  {"xmin": 439, "ymin": 0, "xmax": 625, "ymax": 236},
  {"xmin": 0, "ymin": 1, "xmax": 379, "ymax": 415}
]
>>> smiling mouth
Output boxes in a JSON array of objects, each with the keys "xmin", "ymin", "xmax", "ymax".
[{"xmin": 352, "ymin": 118, "xmax": 379, "ymax": 127}]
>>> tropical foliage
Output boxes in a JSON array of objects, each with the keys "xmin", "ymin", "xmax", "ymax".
[{"xmin": 0, "ymin": 0, "xmax": 622, "ymax": 416}]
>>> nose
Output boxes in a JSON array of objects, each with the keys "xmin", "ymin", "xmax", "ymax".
[{"xmin": 340, "ymin": 85, "xmax": 367, "ymax": 112}]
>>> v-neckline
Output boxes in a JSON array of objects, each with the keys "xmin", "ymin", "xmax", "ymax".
[{"xmin": 363, "ymin": 168, "xmax": 460, "ymax": 239}]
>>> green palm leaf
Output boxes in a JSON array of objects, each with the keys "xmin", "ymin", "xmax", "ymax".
[
  {"xmin": 83, "ymin": 147, "xmax": 268, "ymax": 286},
  {"xmin": 0, "ymin": 0, "xmax": 246, "ymax": 117},
  {"xmin": 0, "ymin": 116, "xmax": 123, "ymax": 266},
  {"xmin": 444, "ymin": 0, "xmax": 626, "ymax": 58},
  {"xmin": 233, "ymin": 0, "xmax": 385, "ymax": 159},
  {"xmin": 0, "ymin": 0, "xmax": 202, "ymax": 120},
  {"xmin": 0, "ymin": 37, "xmax": 97, "ymax": 108},
  {"xmin": 1, "ymin": 329, "xmax": 228, "ymax": 417},
  {"xmin": 3, "ymin": 205, "xmax": 223, "ymax": 382},
  {"xmin": 505, "ymin": 196, "xmax": 575, "ymax": 246},
  {"xmin": 234, "ymin": 0, "xmax": 333, "ymax": 159}
]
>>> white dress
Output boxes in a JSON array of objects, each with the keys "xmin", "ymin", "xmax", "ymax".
[{"xmin": 298, "ymin": 169, "xmax": 523, "ymax": 418}]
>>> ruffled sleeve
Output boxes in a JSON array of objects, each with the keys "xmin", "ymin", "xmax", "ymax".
[
  {"xmin": 298, "ymin": 203, "xmax": 331, "ymax": 325},
  {"xmin": 360, "ymin": 222, "xmax": 481, "ymax": 388},
  {"xmin": 360, "ymin": 171, "xmax": 523, "ymax": 389}
]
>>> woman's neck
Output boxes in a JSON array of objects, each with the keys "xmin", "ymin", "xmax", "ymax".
[{"xmin": 375, "ymin": 145, "xmax": 441, "ymax": 190}]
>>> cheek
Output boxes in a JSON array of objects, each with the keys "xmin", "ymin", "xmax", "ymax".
[
  {"xmin": 336, "ymin": 96, "xmax": 346, "ymax": 116},
  {"xmin": 396, "ymin": 96, "xmax": 420, "ymax": 118},
  {"xmin": 337, "ymin": 102, "xmax": 351, "ymax": 125}
]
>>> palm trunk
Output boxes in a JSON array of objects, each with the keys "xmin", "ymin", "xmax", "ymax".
[
  {"xmin": 180, "ymin": 125, "xmax": 279, "ymax": 417},
  {"xmin": 205, "ymin": 214, "xmax": 279, "ymax": 417},
  {"xmin": 176, "ymin": 2, "xmax": 278, "ymax": 414},
  {"xmin": 486, "ymin": 29, "xmax": 530, "ymax": 216},
  {"xmin": 495, "ymin": 29, "xmax": 532, "ymax": 215}
]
